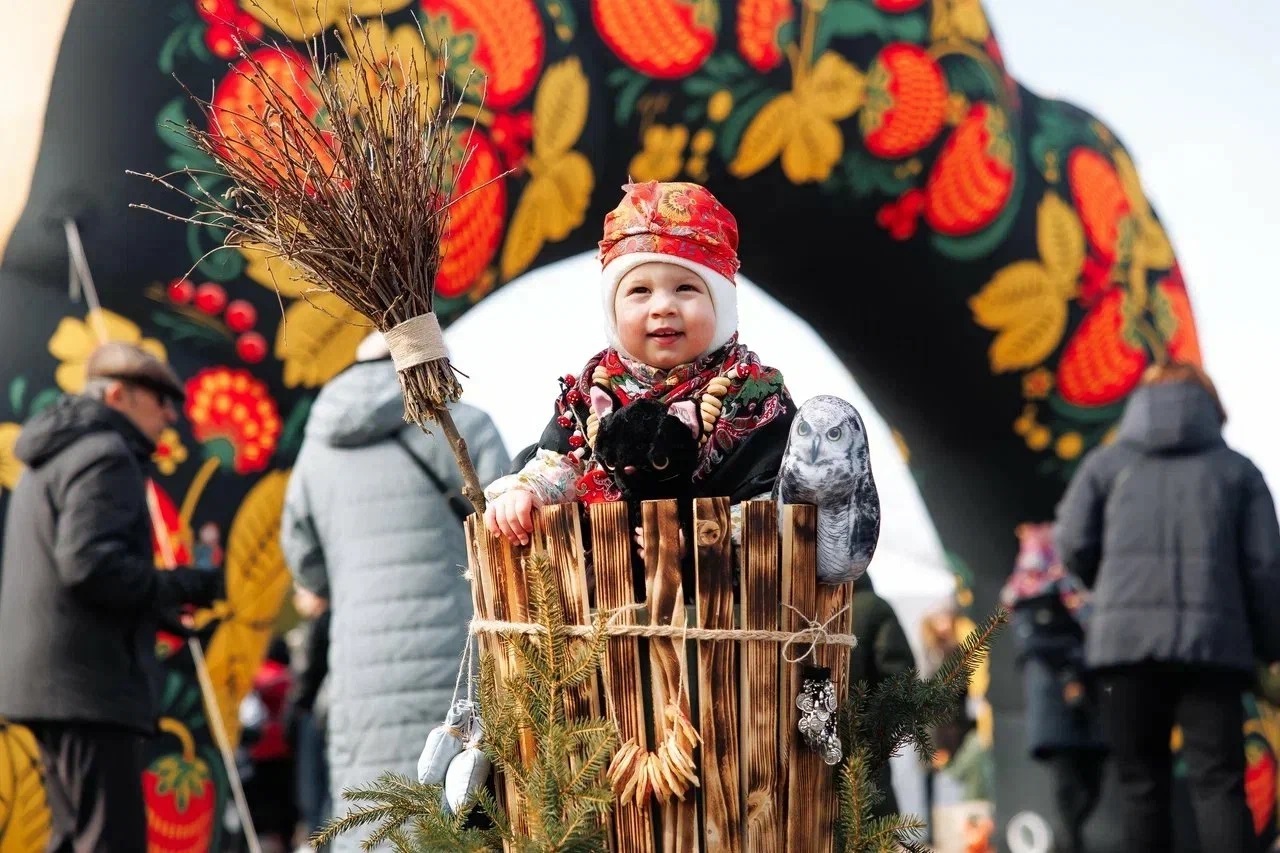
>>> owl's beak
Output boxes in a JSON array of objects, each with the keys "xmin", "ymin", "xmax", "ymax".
[
  {"xmin": 623, "ymin": 465, "xmax": 637, "ymax": 476},
  {"xmin": 808, "ymin": 439, "xmax": 821, "ymax": 464}
]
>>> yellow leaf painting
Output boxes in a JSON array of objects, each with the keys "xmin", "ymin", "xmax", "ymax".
[
  {"xmin": 47, "ymin": 309, "xmax": 167, "ymax": 394},
  {"xmin": 223, "ymin": 470, "xmax": 293, "ymax": 625},
  {"xmin": 729, "ymin": 52, "xmax": 865, "ymax": 183},
  {"xmin": 730, "ymin": 93, "xmax": 800, "ymax": 179},
  {"xmin": 499, "ymin": 58, "xmax": 593, "ymax": 281},
  {"xmin": 0, "ymin": 424, "xmax": 22, "ymax": 492},
  {"xmin": 1113, "ymin": 149, "xmax": 1176, "ymax": 271},
  {"xmin": 243, "ymin": 0, "xmax": 413, "ymax": 41},
  {"xmin": 201, "ymin": 620, "xmax": 275, "ymax": 749},
  {"xmin": 781, "ymin": 113, "xmax": 844, "ymax": 183},
  {"xmin": 1036, "ymin": 192, "xmax": 1086, "ymax": 290},
  {"xmin": 628, "ymin": 125, "xmax": 689, "ymax": 183},
  {"xmin": 532, "ymin": 56, "xmax": 590, "ymax": 158},
  {"xmin": 970, "ymin": 261, "xmax": 1068, "ymax": 372},
  {"xmin": 499, "ymin": 194, "xmax": 549, "ymax": 283},
  {"xmin": 240, "ymin": 242, "xmax": 313, "ymax": 300},
  {"xmin": 0, "ymin": 722, "xmax": 52, "ymax": 852},
  {"xmin": 334, "ymin": 20, "xmax": 441, "ymax": 123},
  {"xmin": 201, "ymin": 470, "xmax": 293, "ymax": 746},
  {"xmin": 931, "ymin": 0, "xmax": 991, "ymax": 43},
  {"xmin": 537, "ymin": 153, "xmax": 595, "ymax": 242},
  {"xmin": 804, "ymin": 52, "xmax": 866, "ymax": 120},
  {"xmin": 273, "ymin": 293, "xmax": 370, "ymax": 388}
]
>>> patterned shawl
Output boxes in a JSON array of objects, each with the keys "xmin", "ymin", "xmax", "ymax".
[{"xmin": 554, "ymin": 336, "xmax": 792, "ymax": 503}]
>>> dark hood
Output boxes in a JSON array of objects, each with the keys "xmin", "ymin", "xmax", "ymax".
[
  {"xmin": 305, "ymin": 359, "xmax": 408, "ymax": 449},
  {"xmin": 14, "ymin": 394, "xmax": 154, "ymax": 468},
  {"xmin": 1115, "ymin": 381, "xmax": 1224, "ymax": 454}
]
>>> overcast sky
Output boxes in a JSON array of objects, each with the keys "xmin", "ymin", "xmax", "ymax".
[{"xmin": 984, "ymin": 0, "xmax": 1280, "ymax": 484}]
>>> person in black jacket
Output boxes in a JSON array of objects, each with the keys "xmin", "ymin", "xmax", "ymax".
[
  {"xmin": 1055, "ymin": 361, "xmax": 1280, "ymax": 853},
  {"xmin": 0, "ymin": 342, "xmax": 223, "ymax": 851},
  {"xmin": 848, "ymin": 572, "xmax": 915, "ymax": 816},
  {"xmin": 1002, "ymin": 522, "xmax": 1104, "ymax": 853}
]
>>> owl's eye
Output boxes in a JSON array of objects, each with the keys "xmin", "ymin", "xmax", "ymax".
[
  {"xmin": 651, "ymin": 455, "xmax": 669, "ymax": 470},
  {"xmin": 827, "ymin": 427, "xmax": 842, "ymax": 441},
  {"xmin": 796, "ymin": 421, "xmax": 811, "ymax": 436}
]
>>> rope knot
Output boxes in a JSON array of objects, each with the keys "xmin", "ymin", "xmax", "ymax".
[{"xmin": 782, "ymin": 603, "xmax": 853, "ymax": 664}]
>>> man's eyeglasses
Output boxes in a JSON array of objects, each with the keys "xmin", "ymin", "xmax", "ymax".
[{"xmin": 127, "ymin": 382, "xmax": 179, "ymax": 412}]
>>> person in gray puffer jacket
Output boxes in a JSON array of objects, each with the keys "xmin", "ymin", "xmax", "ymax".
[
  {"xmin": 281, "ymin": 333, "xmax": 510, "ymax": 852},
  {"xmin": 1055, "ymin": 361, "xmax": 1280, "ymax": 853}
]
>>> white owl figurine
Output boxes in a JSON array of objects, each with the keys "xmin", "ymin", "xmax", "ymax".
[{"xmin": 774, "ymin": 395, "xmax": 881, "ymax": 584}]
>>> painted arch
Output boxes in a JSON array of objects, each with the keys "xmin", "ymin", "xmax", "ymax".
[{"xmin": 0, "ymin": 1, "xmax": 1254, "ymax": 850}]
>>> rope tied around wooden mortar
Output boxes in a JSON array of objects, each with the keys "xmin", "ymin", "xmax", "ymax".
[
  {"xmin": 468, "ymin": 601, "xmax": 857, "ymax": 663},
  {"xmin": 384, "ymin": 312, "xmax": 447, "ymax": 371}
]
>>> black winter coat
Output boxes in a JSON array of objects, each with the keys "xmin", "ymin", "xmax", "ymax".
[
  {"xmin": 525, "ymin": 395, "xmax": 796, "ymax": 504},
  {"xmin": 1055, "ymin": 381, "xmax": 1280, "ymax": 674},
  {"xmin": 848, "ymin": 573, "xmax": 913, "ymax": 816},
  {"xmin": 0, "ymin": 395, "xmax": 220, "ymax": 734},
  {"xmin": 1011, "ymin": 594, "xmax": 1104, "ymax": 758},
  {"xmin": 848, "ymin": 573, "xmax": 914, "ymax": 690}
]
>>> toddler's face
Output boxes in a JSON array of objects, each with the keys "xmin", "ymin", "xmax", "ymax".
[{"xmin": 614, "ymin": 262, "xmax": 716, "ymax": 369}]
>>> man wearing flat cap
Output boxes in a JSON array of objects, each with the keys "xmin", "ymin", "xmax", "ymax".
[{"xmin": 0, "ymin": 341, "xmax": 223, "ymax": 850}]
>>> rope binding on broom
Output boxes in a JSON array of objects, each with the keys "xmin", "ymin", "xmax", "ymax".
[{"xmin": 384, "ymin": 312, "xmax": 448, "ymax": 372}]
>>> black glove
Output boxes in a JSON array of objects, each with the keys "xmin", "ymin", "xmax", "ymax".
[
  {"xmin": 158, "ymin": 567, "xmax": 225, "ymax": 609},
  {"xmin": 154, "ymin": 606, "xmax": 198, "ymax": 638}
]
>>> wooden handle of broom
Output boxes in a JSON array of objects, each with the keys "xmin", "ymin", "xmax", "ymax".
[{"xmin": 432, "ymin": 404, "xmax": 487, "ymax": 516}]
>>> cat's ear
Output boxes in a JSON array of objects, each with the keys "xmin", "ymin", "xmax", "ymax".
[
  {"xmin": 589, "ymin": 386, "xmax": 614, "ymax": 421},
  {"xmin": 667, "ymin": 400, "xmax": 701, "ymax": 440}
]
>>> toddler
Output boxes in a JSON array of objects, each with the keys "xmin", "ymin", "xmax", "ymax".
[{"xmin": 484, "ymin": 180, "xmax": 795, "ymax": 545}]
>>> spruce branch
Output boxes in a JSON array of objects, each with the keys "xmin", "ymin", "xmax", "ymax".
[
  {"xmin": 835, "ymin": 607, "xmax": 1008, "ymax": 853},
  {"xmin": 558, "ymin": 608, "xmax": 612, "ymax": 690},
  {"xmin": 311, "ymin": 773, "xmax": 499, "ymax": 851},
  {"xmin": 314, "ymin": 553, "xmax": 618, "ymax": 852}
]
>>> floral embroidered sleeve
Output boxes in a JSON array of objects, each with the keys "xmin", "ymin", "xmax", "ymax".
[{"xmin": 483, "ymin": 449, "xmax": 581, "ymax": 507}]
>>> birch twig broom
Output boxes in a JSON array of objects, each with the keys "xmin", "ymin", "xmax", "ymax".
[{"xmin": 132, "ymin": 13, "xmax": 495, "ymax": 513}]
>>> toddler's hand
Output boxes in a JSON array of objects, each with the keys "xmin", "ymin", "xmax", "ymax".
[{"xmin": 484, "ymin": 490, "xmax": 535, "ymax": 546}]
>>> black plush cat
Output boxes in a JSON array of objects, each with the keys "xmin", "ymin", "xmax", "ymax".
[
  {"xmin": 593, "ymin": 398, "xmax": 699, "ymax": 504},
  {"xmin": 592, "ymin": 396, "xmax": 701, "ymax": 596}
]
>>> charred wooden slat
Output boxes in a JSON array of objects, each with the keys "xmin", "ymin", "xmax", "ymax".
[
  {"xmin": 591, "ymin": 501, "xmax": 657, "ymax": 853},
  {"xmin": 693, "ymin": 497, "xmax": 741, "ymax": 851},
  {"xmin": 739, "ymin": 501, "xmax": 782, "ymax": 853}
]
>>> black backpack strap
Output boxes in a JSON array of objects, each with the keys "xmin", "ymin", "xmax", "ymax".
[{"xmin": 391, "ymin": 431, "xmax": 474, "ymax": 523}]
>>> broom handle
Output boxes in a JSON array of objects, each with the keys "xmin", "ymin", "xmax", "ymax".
[
  {"xmin": 189, "ymin": 636, "xmax": 263, "ymax": 853},
  {"xmin": 432, "ymin": 404, "xmax": 487, "ymax": 516},
  {"xmin": 145, "ymin": 483, "xmax": 262, "ymax": 853}
]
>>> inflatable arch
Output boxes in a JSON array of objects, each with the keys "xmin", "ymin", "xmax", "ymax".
[{"xmin": 1, "ymin": 1, "xmax": 1265, "ymax": 850}]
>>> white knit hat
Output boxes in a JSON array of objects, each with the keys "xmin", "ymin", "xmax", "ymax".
[{"xmin": 597, "ymin": 181, "xmax": 741, "ymax": 361}]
